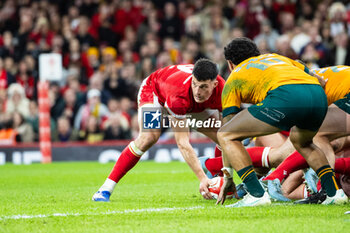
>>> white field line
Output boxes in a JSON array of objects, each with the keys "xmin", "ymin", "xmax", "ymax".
[
  {"xmin": 130, "ymin": 170, "xmax": 188, "ymax": 174},
  {"xmin": 0, "ymin": 202, "xmax": 294, "ymax": 221},
  {"xmin": 0, "ymin": 206, "xmax": 204, "ymax": 221}
]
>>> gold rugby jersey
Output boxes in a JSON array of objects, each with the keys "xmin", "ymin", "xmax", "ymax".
[
  {"xmin": 313, "ymin": 66, "xmax": 350, "ymax": 105},
  {"xmin": 222, "ymin": 53, "xmax": 320, "ymax": 116}
]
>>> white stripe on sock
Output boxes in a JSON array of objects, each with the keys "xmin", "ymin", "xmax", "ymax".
[
  {"xmin": 262, "ymin": 147, "xmax": 271, "ymax": 167},
  {"xmin": 130, "ymin": 141, "xmax": 144, "ymax": 156},
  {"xmin": 303, "ymin": 185, "xmax": 308, "ymax": 198}
]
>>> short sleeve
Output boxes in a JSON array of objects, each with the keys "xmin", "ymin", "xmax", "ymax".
[
  {"xmin": 221, "ymin": 82, "xmax": 241, "ymax": 118},
  {"xmin": 285, "ymin": 57, "xmax": 310, "ymax": 74},
  {"xmin": 213, "ymin": 76, "xmax": 225, "ymax": 112},
  {"xmin": 165, "ymin": 96, "xmax": 189, "ymax": 119}
]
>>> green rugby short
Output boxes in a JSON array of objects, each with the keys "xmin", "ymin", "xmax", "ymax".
[
  {"xmin": 248, "ymin": 84, "xmax": 328, "ymax": 131},
  {"xmin": 334, "ymin": 93, "xmax": 350, "ymax": 114}
]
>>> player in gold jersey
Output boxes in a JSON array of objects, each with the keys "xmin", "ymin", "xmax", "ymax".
[
  {"xmin": 248, "ymin": 65, "xmax": 350, "ymax": 176},
  {"xmin": 262, "ymin": 65, "xmax": 350, "ymax": 203},
  {"xmin": 216, "ymin": 37, "xmax": 347, "ymax": 207},
  {"xmin": 200, "ymin": 64, "xmax": 350, "ymax": 203},
  {"xmin": 306, "ymin": 66, "xmax": 350, "ymax": 166}
]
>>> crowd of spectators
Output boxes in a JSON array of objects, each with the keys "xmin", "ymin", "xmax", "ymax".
[{"xmin": 0, "ymin": 0, "xmax": 350, "ymax": 144}]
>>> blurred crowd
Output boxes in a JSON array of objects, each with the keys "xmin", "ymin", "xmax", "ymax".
[{"xmin": 1, "ymin": 0, "xmax": 350, "ymax": 144}]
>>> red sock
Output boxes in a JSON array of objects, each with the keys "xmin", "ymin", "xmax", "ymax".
[
  {"xmin": 247, "ymin": 147, "xmax": 270, "ymax": 168},
  {"xmin": 108, "ymin": 143, "xmax": 141, "ymax": 182},
  {"xmin": 264, "ymin": 151, "xmax": 309, "ymax": 182},
  {"xmin": 214, "ymin": 146, "xmax": 222, "ymax": 158},
  {"xmin": 205, "ymin": 147, "xmax": 269, "ymax": 174},
  {"xmin": 317, "ymin": 180, "xmax": 322, "ymax": 191},
  {"xmin": 205, "ymin": 157, "xmax": 223, "ymax": 175},
  {"xmin": 204, "ymin": 147, "xmax": 269, "ymax": 175},
  {"xmin": 335, "ymin": 173, "xmax": 341, "ymax": 185},
  {"xmin": 334, "ymin": 157, "xmax": 350, "ymax": 176}
]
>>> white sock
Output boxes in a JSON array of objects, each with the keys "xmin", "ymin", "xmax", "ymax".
[{"xmin": 99, "ymin": 178, "xmax": 117, "ymax": 193}]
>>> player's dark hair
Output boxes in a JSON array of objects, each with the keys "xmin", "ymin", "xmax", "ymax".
[
  {"xmin": 224, "ymin": 37, "xmax": 260, "ymax": 65},
  {"xmin": 192, "ymin": 58, "xmax": 218, "ymax": 81}
]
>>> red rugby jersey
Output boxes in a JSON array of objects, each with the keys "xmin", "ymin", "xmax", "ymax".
[{"xmin": 148, "ymin": 64, "xmax": 225, "ymax": 118}]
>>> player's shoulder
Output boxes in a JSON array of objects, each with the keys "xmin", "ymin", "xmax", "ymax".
[
  {"xmin": 332, "ymin": 65, "xmax": 350, "ymax": 73},
  {"xmin": 217, "ymin": 75, "xmax": 225, "ymax": 83},
  {"xmin": 165, "ymin": 64, "xmax": 193, "ymax": 77},
  {"xmin": 163, "ymin": 65, "xmax": 193, "ymax": 100},
  {"xmin": 216, "ymin": 75, "xmax": 226, "ymax": 89},
  {"xmin": 151, "ymin": 64, "xmax": 193, "ymax": 86},
  {"xmin": 163, "ymin": 65, "xmax": 193, "ymax": 86},
  {"xmin": 269, "ymin": 53, "xmax": 284, "ymax": 58},
  {"xmin": 154, "ymin": 64, "xmax": 178, "ymax": 76},
  {"xmin": 162, "ymin": 64, "xmax": 194, "ymax": 73},
  {"xmin": 314, "ymin": 66, "xmax": 350, "ymax": 75},
  {"xmin": 257, "ymin": 53, "xmax": 291, "ymax": 62}
]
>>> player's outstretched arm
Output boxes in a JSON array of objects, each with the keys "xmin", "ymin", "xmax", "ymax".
[
  {"xmin": 172, "ymin": 117, "xmax": 213, "ymax": 200},
  {"xmin": 309, "ymin": 71, "xmax": 327, "ymax": 88},
  {"xmin": 294, "ymin": 59, "xmax": 327, "ymax": 87}
]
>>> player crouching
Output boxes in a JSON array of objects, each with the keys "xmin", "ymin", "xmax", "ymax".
[{"xmin": 93, "ymin": 59, "xmax": 225, "ymax": 202}]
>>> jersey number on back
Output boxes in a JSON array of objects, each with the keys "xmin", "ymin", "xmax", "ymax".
[
  {"xmin": 247, "ymin": 58, "xmax": 286, "ymax": 71},
  {"xmin": 317, "ymin": 66, "xmax": 350, "ymax": 73},
  {"xmin": 236, "ymin": 55, "xmax": 287, "ymax": 72}
]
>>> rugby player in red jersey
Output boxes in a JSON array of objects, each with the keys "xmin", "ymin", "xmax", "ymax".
[{"xmin": 93, "ymin": 59, "xmax": 225, "ymax": 202}]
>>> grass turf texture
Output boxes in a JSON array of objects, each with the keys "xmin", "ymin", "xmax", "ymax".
[{"xmin": 0, "ymin": 162, "xmax": 349, "ymax": 233}]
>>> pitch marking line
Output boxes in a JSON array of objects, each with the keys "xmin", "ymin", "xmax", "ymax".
[
  {"xmin": 0, "ymin": 206, "xmax": 205, "ymax": 221},
  {"xmin": 0, "ymin": 202, "xmax": 293, "ymax": 221}
]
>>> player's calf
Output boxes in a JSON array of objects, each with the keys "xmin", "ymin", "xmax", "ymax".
[{"xmin": 93, "ymin": 134, "xmax": 157, "ymax": 202}]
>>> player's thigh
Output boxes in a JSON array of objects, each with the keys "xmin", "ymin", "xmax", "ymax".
[
  {"xmin": 197, "ymin": 128, "xmax": 219, "ymax": 144},
  {"xmin": 191, "ymin": 109, "xmax": 220, "ymax": 121},
  {"xmin": 281, "ymin": 170, "xmax": 304, "ymax": 195},
  {"xmin": 136, "ymin": 103, "xmax": 163, "ymax": 149},
  {"xmin": 255, "ymin": 133, "xmax": 287, "ymax": 147},
  {"xmin": 193, "ymin": 110, "xmax": 221, "ymax": 144},
  {"xmin": 332, "ymin": 135, "xmax": 350, "ymax": 153},
  {"xmin": 218, "ymin": 109, "xmax": 281, "ymax": 141},
  {"xmin": 317, "ymin": 104, "xmax": 350, "ymax": 141},
  {"xmin": 269, "ymin": 137, "xmax": 296, "ymax": 167},
  {"xmin": 289, "ymin": 126, "xmax": 317, "ymax": 149},
  {"xmin": 135, "ymin": 129, "xmax": 161, "ymax": 150},
  {"xmin": 331, "ymin": 137, "xmax": 348, "ymax": 153}
]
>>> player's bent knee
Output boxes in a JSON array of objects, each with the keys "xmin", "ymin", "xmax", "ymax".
[
  {"xmin": 217, "ymin": 128, "xmax": 239, "ymax": 146},
  {"xmin": 331, "ymin": 138, "xmax": 344, "ymax": 152},
  {"xmin": 290, "ymin": 137, "xmax": 312, "ymax": 151},
  {"xmin": 144, "ymin": 132, "xmax": 160, "ymax": 144},
  {"xmin": 289, "ymin": 132, "xmax": 312, "ymax": 149},
  {"xmin": 136, "ymin": 132, "xmax": 161, "ymax": 150}
]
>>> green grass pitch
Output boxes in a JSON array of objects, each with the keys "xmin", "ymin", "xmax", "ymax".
[{"xmin": 0, "ymin": 161, "xmax": 349, "ymax": 233}]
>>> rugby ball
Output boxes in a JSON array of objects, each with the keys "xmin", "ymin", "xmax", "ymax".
[{"xmin": 208, "ymin": 177, "xmax": 234, "ymax": 200}]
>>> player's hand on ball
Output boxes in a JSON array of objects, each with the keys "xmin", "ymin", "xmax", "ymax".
[
  {"xmin": 199, "ymin": 178, "xmax": 213, "ymax": 200},
  {"xmin": 216, "ymin": 177, "xmax": 238, "ymax": 205}
]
